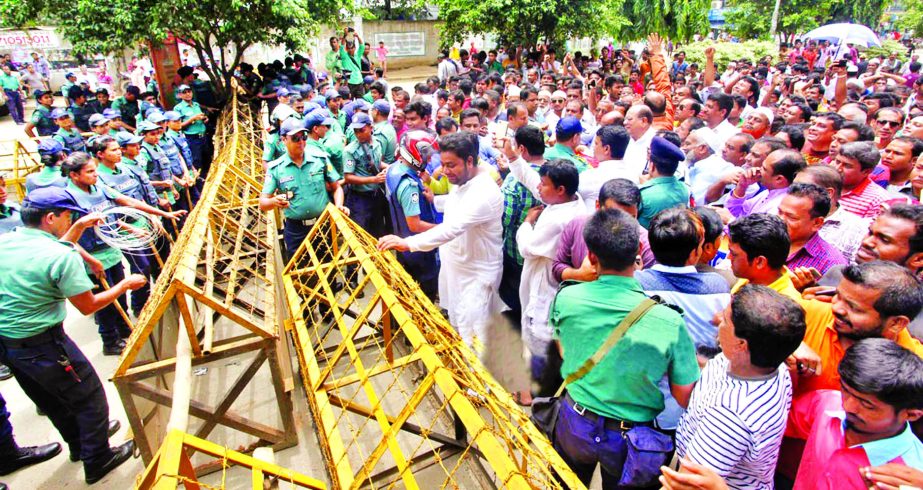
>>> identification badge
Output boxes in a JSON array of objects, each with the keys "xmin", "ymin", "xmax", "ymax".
[
  {"xmin": 279, "ymin": 176, "xmax": 295, "ymax": 184},
  {"xmin": 410, "ymin": 193, "xmax": 419, "ymax": 203}
]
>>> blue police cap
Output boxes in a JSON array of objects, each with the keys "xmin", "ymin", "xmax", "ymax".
[
  {"xmin": 279, "ymin": 117, "xmax": 307, "ymax": 136},
  {"xmin": 88, "ymin": 113, "xmax": 109, "ymax": 127},
  {"xmin": 115, "ymin": 131, "xmax": 144, "ymax": 146},
  {"xmin": 50, "ymin": 108, "xmax": 70, "ymax": 120},
  {"xmin": 23, "ymin": 187, "xmax": 85, "ymax": 213},
  {"xmin": 556, "ymin": 116, "xmax": 583, "ymax": 136},
  {"xmin": 137, "ymin": 121, "xmax": 161, "ymax": 133},
  {"xmin": 305, "ymin": 110, "xmax": 336, "ymax": 130},
  {"xmin": 650, "ymin": 136, "xmax": 685, "ymax": 163},
  {"xmin": 349, "ymin": 113, "xmax": 373, "ymax": 130},
  {"xmin": 37, "ymin": 139, "xmax": 67, "ymax": 156},
  {"xmin": 147, "ymin": 111, "xmax": 166, "ymax": 124},
  {"xmin": 163, "ymin": 111, "xmax": 182, "ymax": 121},
  {"xmin": 372, "ymin": 99, "xmax": 390, "ymax": 115},
  {"xmin": 276, "ymin": 87, "xmax": 291, "ymax": 98},
  {"xmin": 103, "ymin": 108, "xmax": 121, "ymax": 120}
]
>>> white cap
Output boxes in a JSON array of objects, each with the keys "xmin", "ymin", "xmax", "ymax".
[
  {"xmin": 552, "ymin": 90, "xmax": 567, "ymax": 100},
  {"xmin": 754, "ymin": 107, "xmax": 775, "ymax": 125},
  {"xmin": 692, "ymin": 127, "xmax": 722, "ymax": 153},
  {"xmin": 507, "ymin": 85, "xmax": 521, "ymax": 97}
]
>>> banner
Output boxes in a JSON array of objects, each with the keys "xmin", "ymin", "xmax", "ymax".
[
  {"xmin": 373, "ymin": 32, "xmax": 426, "ymax": 57},
  {"xmin": 149, "ymin": 33, "xmax": 182, "ymax": 109},
  {"xmin": 0, "ymin": 30, "xmax": 62, "ymax": 51}
]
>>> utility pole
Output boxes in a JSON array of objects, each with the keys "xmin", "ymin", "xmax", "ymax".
[{"xmin": 770, "ymin": 0, "xmax": 781, "ymax": 39}]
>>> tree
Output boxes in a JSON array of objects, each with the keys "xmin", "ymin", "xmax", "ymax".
[
  {"xmin": 0, "ymin": 0, "xmax": 346, "ymax": 100},
  {"xmin": 898, "ymin": 0, "xmax": 923, "ymax": 37},
  {"xmin": 433, "ymin": 0, "xmax": 627, "ymax": 50},
  {"xmin": 615, "ymin": 0, "xmax": 711, "ymax": 42},
  {"xmin": 724, "ymin": 0, "xmax": 888, "ymax": 41}
]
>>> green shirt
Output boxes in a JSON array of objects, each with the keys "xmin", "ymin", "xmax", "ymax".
[
  {"xmin": 322, "ymin": 133, "xmax": 346, "ymax": 176},
  {"xmin": 262, "ymin": 132, "xmax": 286, "ymax": 163},
  {"xmin": 543, "ymin": 144, "xmax": 588, "ymax": 173},
  {"xmin": 174, "ymin": 100, "xmax": 206, "ymax": 135},
  {"xmin": 638, "ymin": 176, "xmax": 690, "ymax": 229},
  {"xmin": 0, "ymin": 228, "xmax": 95, "ymax": 338},
  {"xmin": 325, "ymin": 50, "xmax": 342, "ymax": 75},
  {"xmin": 373, "ymin": 121, "xmax": 398, "ymax": 165},
  {"xmin": 339, "ymin": 43, "xmax": 366, "ymax": 85},
  {"xmin": 551, "ymin": 275, "xmax": 700, "ymax": 422},
  {"xmin": 261, "ymin": 144, "xmax": 342, "ymax": 220},
  {"xmin": 0, "ymin": 72, "xmax": 20, "ymax": 90},
  {"xmin": 343, "ymin": 138, "xmax": 383, "ymax": 194}
]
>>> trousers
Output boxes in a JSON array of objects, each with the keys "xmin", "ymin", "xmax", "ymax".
[
  {"xmin": 0, "ymin": 328, "xmax": 113, "ymax": 467},
  {"xmin": 91, "ymin": 263, "xmax": 131, "ymax": 347},
  {"xmin": 4, "ymin": 89, "xmax": 24, "ymax": 124},
  {"xmin": 554, "ymin": 398, "xmax": 633, "ymax": 489}
]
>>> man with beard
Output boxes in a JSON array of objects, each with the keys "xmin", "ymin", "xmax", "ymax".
[{"xmin": 787, "ymin": 339, "xmax": 923, "ymax": 489}]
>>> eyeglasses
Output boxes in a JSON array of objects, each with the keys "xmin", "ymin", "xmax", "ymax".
[
  {"xmin": 877, "ymin": 120, "xmax": 902, "ymax": 127},
  {"xmin": 288, "ymin": 134, "xmax": 307, "ymax": 142},
  {"xmin": 551, "ymin": 98, "xmax": 565, "ymax": 103}
]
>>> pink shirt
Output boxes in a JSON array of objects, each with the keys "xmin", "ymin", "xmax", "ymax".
[
  {"xmin": 374, "ymin": 46, "xmax": 388, "ymax": 61},
  {"xmin": 788, "ymin": 390, "xmax": 923, "ymax": 490}
]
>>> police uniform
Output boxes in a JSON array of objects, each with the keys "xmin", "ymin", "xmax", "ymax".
[
  {"xmin": 174, "ymin": 99, "xmax": 208, "ymax": 172},
  {"xmin": 0, "ymin": 211, "xmax": 128, "ymax": 479},
  {"xmin": 322, "ymin": 132, "xmax": 346, "ymax": 176},
  {"xmin": 159, "ymin": 130, "xmax": 197, "ymax": 211},
  {"xmin": 53, "ymin": 127, "xmax": 87, "ymax": 154},
  {"xmin": 97, "ymin": 160, "xmax": 160, "ymax": 315},
  {"xmin": 343, "ymin": 136, "xmax": 388, "ymax": 238},
  {"xmin": 69, "ymin": 103, "xmax": 94, "ymax": 132},
  {"xmin": 373, "ymin": 120, "xmax": 398, "ymax": 165},
  {"xmin": 25, "ymin": 166, "xmax": 66, "ymax": 193},
  {"xmin": 0, "ymin": 201, "xmax": 22, "ymax": 235},
  {"xmin": 384, "ymin": 162, "xmax": 439, "ymax": 298},
  {"xmin": 138, "ymin": 141, "xmax": 178, "ymax": 207},
  {"xmin": 29, "ymin": 105, "xmax": 57, "ymax": 137},
  {"xmin": 65, "ymin": 180, "xmax": 132, "ymax": 350},
  {"xmin": 262, "ymin": 144, "xmax": 342, "ymax": 254},
  {"xmin": 262, "ymin": 132, "xmax": 286, "ymax": 165},
  {"xmin": 111, "ymin": 96, "xmax": 140, "ymax": 128}
]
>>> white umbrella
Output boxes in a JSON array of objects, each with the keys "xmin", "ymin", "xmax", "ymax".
[{"xmin": 804, "ymin": 23, "xmax": 882, "ymax": 48}]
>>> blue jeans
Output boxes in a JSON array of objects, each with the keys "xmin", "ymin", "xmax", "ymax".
[
  {"xmin": 0, "ymin": 329, "xmax": 113, "ymax": 466},
  {"xmin": 4, "ymin": 89, "xmax": 23, "ymax": 124},
  {"xmin": 554, "ymin": 398, "xmax": 632, "ymax": 489}
]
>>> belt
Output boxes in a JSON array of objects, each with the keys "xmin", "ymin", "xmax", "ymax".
[
  {"xmin": 285, "ymin": 217, "xmax": 318, "ymax": 227},
  {"xmin": 563, "ymin": 393, "xmax": 653, "ymax": 432},
  {"xmin": 0, "ymin": 323, "xmax": 65, "ymax": 349},
  {"xmin": 185, "ymin": 133, "xmax": 206, "ymax": 139}
]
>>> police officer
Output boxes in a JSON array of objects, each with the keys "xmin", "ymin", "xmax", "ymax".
[
  {"xmin": 136, "ymin": 121, "xmax": 180, "ymax": 213},
  {"xmin": 0, "ymin": 187, "xmax": 143, "ymax": 484},
  {"xmin": 111, "ymin": 85, "xmax": 142, "ymax": 132},
  {"xmin": 0, "ymin": 390, "xmax": 61, "ymax": 483},
  {"xmin": 86, "ymin": 114, "xmax": 112, "ymax": 147},
  {"xmin": 150, "ymin": 112, "xmax": 196, "ymax": 211},
  {"xmin": 371, "ymin": 100, "xmax": 397, "ymax": 165},
  {"xmin": 51, "ymin": 108, "xmax": 87, "ymax": 154},
  {"xmin": 384, "ymin": 131, "xmax": 440, "ymax": 299},
  {"xmin": 68, "ymin": 86, "xmax": 94, "ymax": 132},
  {"xmin": 24, "ymin": 89, "xmax": 57, "ymax": 138},
  {"xmin": 173, "ymin": 84, "xmax": 209, "ymax": 174},
  {"xmin": 259, "ymin": 116, "xmax": 348, "ymax": 256},
  {"xmin": 92, "ymin": 134, "xmax": 163, "ymax": 316},
  {"xmin": 25, "ymin": 140, "xmax": 68, "ymax": 193},
  {"xmin": 60, "ymin": 72, "xmax": 77, "ymax": 103},
  {"xmin": 0, "ymin": 174, "xmax": 21, "ymax": 235},
  {"xmin": 88, "ymin": 88, "xmax": 111, "ymax": 115},
  {"xmin": 343, "ymin": 112, "xmax": 389, "ymax": 238}
]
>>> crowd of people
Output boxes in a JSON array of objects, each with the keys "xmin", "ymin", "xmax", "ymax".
[{"xmin": 3, "ymin": 27, "xmax": 923, "ymax": 489}]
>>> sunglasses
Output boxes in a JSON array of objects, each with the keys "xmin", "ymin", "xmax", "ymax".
[
  {"xmin": 877, "ymin": 120, "xmax": 901, "ymax": 127},
  {"xmin": 288, "ymin": 134, "xmax": 307, "ymax": 142},
  {"xmin": 551, "ymin": 98, "xmax": 565, "ymax": 103}
]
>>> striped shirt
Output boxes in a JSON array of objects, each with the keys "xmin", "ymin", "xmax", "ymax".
[
  {"xmin": 839, "ymin": 178, "xmax": 891, "ymax": 219},
  {"xmin": 786, "ymin": 233, "xmax": 848, "ymax": 275},
  {"xmin": 676, "ymin": 354, "xmax": 792, "ymax": 490}
]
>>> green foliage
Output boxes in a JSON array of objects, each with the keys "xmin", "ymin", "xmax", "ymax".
[
  {"xmin": 865, "ymin": 39, "xmax": 910, "ymax": 61},
  {"xmin": 897, "ymin": 0, "xmax": 923, "ymax": 37},
  {"xmin": 615, "ymin": 0, "xmax": 711, "ymax": 42},
  {"xmin": 723, "ymin": 0, "xmax": 888, "ymax": 41},
  {"xmin": 681, "ymin": 40, "xmax": 779, "ymax": 68},
  {"xmin": 0, "ymin": 0, "xmax": 347, "ymax": 97},
  {"xmin": 433, "ymin": 0, "xmax": 628, "ymax": 49}
]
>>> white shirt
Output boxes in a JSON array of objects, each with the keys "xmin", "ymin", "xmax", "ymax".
[
  {"xmin": 437, "ymin": 59, "xmax": 459, "ymax": 83},
  {"xmin": 713, "ymin": 119, "xmax": 741, "ymax": 150},
  {"xmin": 405, "ymin": 172, "xmax": 504, "ymax": 346},
  {"xmin": 676, "ymin": 354, "xmax": 793, "ymax": 490},
  {"xmin": 687, "ymin": 153, "xmax": 734, "ymax": 204},
  {"xmin": 578, "ymin": 159, "xmax": 641, "ymax": 212},
  {"xmin": 818, "ymin": 206, "xmax": 872, "ymax": 264},
  {"xmin": 623, "ymin": 127, "xmax": 656, "ymax": 178}
]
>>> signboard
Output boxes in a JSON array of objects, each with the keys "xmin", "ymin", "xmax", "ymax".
[
  {"xmin": 149, "ymin": 33, "xmax": 183, "ymax": 109},
  {"xmin": 374, "ymin": 32, "xmax": 425, "ymax": 58},
  {"xmin": 0, "ymin": 30, "xmax": 62, "ymax": 51}
]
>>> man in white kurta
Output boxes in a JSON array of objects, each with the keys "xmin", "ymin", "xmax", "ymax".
[
  {"xmin": 505, "ymin": 142, "xmax": 587, "ymax": 380},
  {"xmin": 378, "ymin": 132, "xmax": 504, "ymax": 354}
]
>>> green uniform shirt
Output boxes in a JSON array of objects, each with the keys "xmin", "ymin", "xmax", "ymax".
[
  {"xmin": 322, "ymin": 133, "xmax": 346, "ymax": 176},
  {"xmin": 0, "ymin": 227, "xmax": 95, "ymax": 338},
  {"xmin": 638, "ymin": 176, "xmax": 690, "ymax": 229},
  {"xmin": 30, "ymin": 105, "xmax": 57, "ymax": 136},
  {"xmin": 261, "ymin": 144, "xmax": 341, "ymax": 220},
  {"xmin": 343, "ymin": 138, "xmax": 383, "ymax": 194},
  {"xmin": 0, "ymin": 72, "xmax": 20, "ymax": 90},
  {"xmin": 328, "ymin": 110, "xmax": 346, "ymax": 134},
  {"xmin": 394, "ymin": 164, "xmax": 422, "ymax": 217},
  {"xmin": 174, "ymin": 100, "xmax": 207, "ymax": 135},
  {"xmin": 373, "ymin": 121, "xmax": 398, "ymax": 165},
  {"xmin": 60, "ymin": 81, "xmax": 75, "ymax": 98},
  {"xmin": 543, "ymin": 144, "xmax": 588, "ymax": 173},
  {"xmin": 551, "ymin": 275, "xmax": 700, "ymax": 422},
  {"xmin": 262, "ymin": 132, "xmax": 286, "ymax": 163}
]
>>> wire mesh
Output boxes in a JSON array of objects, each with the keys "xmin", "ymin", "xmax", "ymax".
[{"xmin": 282, "ymin": 206, "xmax": 585, "ymax": 490}]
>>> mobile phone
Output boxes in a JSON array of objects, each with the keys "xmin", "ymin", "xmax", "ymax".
[
  {"xmin": 812, "ymin": 287, "xmax": 836, "ymax": 296},
  {"xmin": 494, "ymin": 121, "xmax": 509, "ymax": 139}
]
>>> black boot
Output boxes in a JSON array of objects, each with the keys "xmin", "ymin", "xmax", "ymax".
[
  {"xmin": 0, "ymin": 443, "xmax": 62, "ymax": 475},
  {"xmin": 70, "ymin": 420, "xmax": 122, "ymax": 462},
  {"xmin": 84, "ymin": 440, "xmax": 135, "ymax": 484}
]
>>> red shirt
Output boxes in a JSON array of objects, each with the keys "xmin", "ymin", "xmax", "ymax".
[
  {"xmin": 788, "ymin": 390, "xmax": 923, "ymax": 490},
  {"xmin": 839, "ymin": 178, "xmax": 891, "ymax": 219}
]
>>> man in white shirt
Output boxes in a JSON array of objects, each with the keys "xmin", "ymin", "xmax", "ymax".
[
  {"xmin": 437, "ymin": 52, "xmax": 459, "ymax": 84},
  {"xmin": 378, "ymin": 132, "xmax": 504, "ymax": 353},
  {"xmin": 683, "ymin": 127, "xmax": 734, "ymax": 204},
  {"xmin": 502, "ymin": 147, "xmax": 587, "ymax": 385},
  {"xmin": 579, "ymin": 125, "xmax": 635, "ymax": 210},
  {"xmin": 623, "ymin": 105, "xmax": 656, "ymax": 176},
  {"xmin": 676, "ymin": 284, "xmax": 806, "ymax": 490},
  {"xmin": 701, "ymin": 92, "xmax": 740, "ymax": 149}
]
